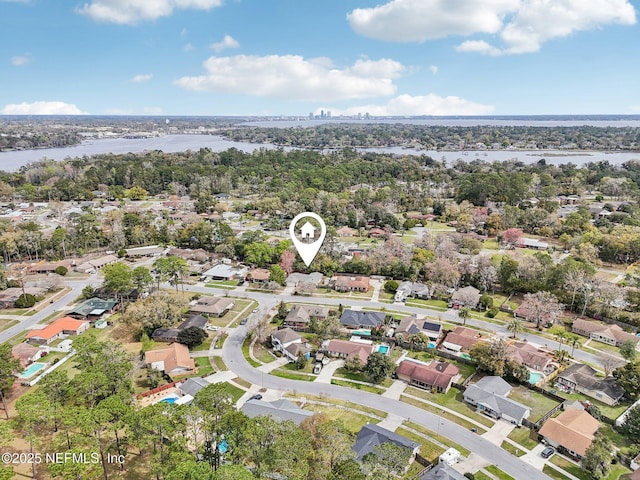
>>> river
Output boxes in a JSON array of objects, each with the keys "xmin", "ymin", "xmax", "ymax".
[{"xmin": 1, "ymin": 133, "xmax": 639, "ymax": 172}]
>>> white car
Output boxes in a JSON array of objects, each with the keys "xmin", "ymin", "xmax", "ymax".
[
  {"xmin": 205, "ymin": 325, "xmax": 219, "ymax": 331},
  {"xmin": 252, "ymin": 308, "xmax": 259, "ymax": 313}
]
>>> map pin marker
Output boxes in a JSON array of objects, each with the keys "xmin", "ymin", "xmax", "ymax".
[{"xmin": 289, "ymin": 212, "xmax": 326, "ymax": 267}]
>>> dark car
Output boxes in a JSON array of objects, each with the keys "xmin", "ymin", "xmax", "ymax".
[
  {"xmin": 249, "ymin": 394, "xmax": 262, "ymax": 401},
  {"xmin": 239, "ymin": 318, "xmax": 247, "ymax": 325},
  {"xmin": 541, "ymin": 447, "xmax": 555, "ymax": 459}
]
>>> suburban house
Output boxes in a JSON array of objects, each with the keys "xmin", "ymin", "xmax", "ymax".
[
  {"xmin": 28, "ymin": 260, "xmax": 73, "ymax": 274},
  {"xmin": 25, "ymin": 317, "xmax": 89, "ymax": 345},
  {"xmin": 241, "ymin": 399, "xmax": 313, "ymax": 425},
  {"xmin": 12, "ymin": 343, "xmax": 44, "ymax": 368},
  {"xmin": 125, "ymin": 245, "xmax": 166, "ymax": 257},
  {"xmin": 441, "ymin": 326, "xmax": 485, "ymax": 353},
  {"xmin": 450, "ymin": 286, "xmax": 481, "ymax": 309},
  {"xmin": 178, "ymin": 376, "xmax": 210, "ymax": 398},
  {"xmin": 368, "ymin": 227, "xmax": 387, "ymax": 238},
  {"xmin": 507, "ymin": 342, "xmax": 555, "ymax": 374},
  {"xmin": 538, "ymin": 408, "xmax": 601, "ymax": 459},
  {"xmin": 325, "ymin": 339, "xmax": 373, "ymax": 365},
  {"xmin": 394, "ymin": 281, "xmax": 431, "ymax": 302},
  {"xmin": 0, "ymin": 286, "xmax": 46, "ymax": 309},
  {"xmin": 271, "ymin": 327, "xmax": 310, "ymax": 361},
  {"xmin": 67, "ymin": 297, "xmax": 118, "ymax": 321},
  {"xmin": 331, "ymin": 275, "xmax": 371, "ymax": 292},
  {"xmin": 285, "ymin": 272, "xmax": 323, "ymax": 289},
  {"xmin": 516, "ymin": 238, "xmax": 549, "ymax": 250},
  {"xmin": 336, "ymin": 226, "xmax": 356, "ymax": 237},
  {"xmin": 513, "ymin": 303, "xmax": 557, "ymax": 326},
  {"xmin": 463, "ymin": 376, "xmax": 531, "ymax": 425},
  {"xmin": 556, "ymin": 363, "xmax": 625, "ymax": 406},
  {"xmin": 152, "ymin": 314, "xmax": 208, "ymax": 342},
  {"xmin": 247, "ymin": 268, "xmax": 271, "ymax": 284},
  {"xmin": 394, "ymin": 316, "xmax": 442, "ymax": 342},
  {"xmin": 352, "ymin": 423, "xmax": 420, "ymax": 464},
  {"xmin": 572, "ymin": 319, "xmax": 640, "ymax": 349},
  {"xmin": 395, "ymin": 360, "xmax": 460, "ymax": 393},
  {"xmin": 75, "ymin": 254, "xmax": 118, "ymax": 273},
  {"xmin": 201, "ymin": 264, "xmax": 248, "ymax": 281},
  {"xmin": 144, "ymin": 343, "xmax": 195, "ymax": 377},
  {"xmin": 340, "ymin": 310, "xmax": 386, "ymax": 329},
  {"xmin": 423, "ymin": 463, "xmax": 467, "ymax": 480},
  {"xmin": 284, "ymin": 305, "xmax": 330, "ymax": 331},
  {"xmin": 189, "ymin": 296, "xmax": 234, "ymax": 317}
]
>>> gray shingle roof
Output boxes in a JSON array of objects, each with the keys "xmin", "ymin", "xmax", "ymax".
[
  {"xmin": 241, "ymin": 399, "xmax": 313, "ymax": 425},
  {"xmin": 179, "ymin": 377, "xmax": 209, "ymax": 397},
  {"xmin": 340, "ymin": 310, "xmax": 386, "ymax": 328},
  {"xmin": 352, "ymin": 423, "xmax": 419, "ymax": 461}
]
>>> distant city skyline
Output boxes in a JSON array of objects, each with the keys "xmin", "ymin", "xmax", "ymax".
[{"xmin": 1, "ymin": 0, "xmax": 639, "ymax": 116}]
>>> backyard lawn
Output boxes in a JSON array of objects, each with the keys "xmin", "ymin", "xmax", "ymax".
[
  {"xmin": 400, "ymin": 395, "xmax": 484, "ymax": 432},
  {"xmin": 405, "ymin": 386, "xmax": 495, "ymax": 428},
  {"xmin": 194, "ymin": 357, "xmax": 213, "ymax": 377},
  {"xmin": 507, "ymin": 385, "xmax": 561, "ymax": 422},
  {"xmin": 507, "ymin": 426, "xmax": 538, "ymax": 450}
]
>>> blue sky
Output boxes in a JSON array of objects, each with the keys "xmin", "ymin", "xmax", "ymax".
[{"xmin": 1, "ymin": 0, "xmax": 639, "ymax": 116}]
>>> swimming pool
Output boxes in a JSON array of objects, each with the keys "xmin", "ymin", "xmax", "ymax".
[
  {"xmin": 427, "ymin": 342, "xmax": 436, "ymax": 349},
  {"xmin": 529, "ymin": 371, "xmax": 544, "ymax": 384},
  {"xmin": 18, "ymin": 362, "xmax": 47, "ymax": 379},
  {"xmin": 376, "ymin": 345, "xmax": 389, "ymax": 354},
  {"xmin": 218, "ymin": 440, "xmax": 229, "ymax": 454},
  {"xmin": 352, "ymin": 329, "xmax": 371, "ymax": 336},
  {"xmin": 159, "ymin": 394, "xmax": 180, "ymax": 404}
]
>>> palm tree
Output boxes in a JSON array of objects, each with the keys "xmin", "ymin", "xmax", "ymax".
[
  {"xmin": 458, "ymin": 306, "xmax": 471, "ymax": 326},
  {"xmin": 408, "ymin": 333, "xmax": 428, "ymax": 349},
  {"xmin": 553, "ymin": 349, "xmax": 570, "ymax": 366},
  {"xmin": 565, "ymin": 333, "xmax": 581, "ymax": 356},
  {"xmin": 548, "ymin": 325, "xmax": 567, "ymax": 350},
  {"xmin": 506, "ymin": 318, "xmax": 524, "ymax": 339}
]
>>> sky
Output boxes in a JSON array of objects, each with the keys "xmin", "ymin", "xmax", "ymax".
[{"xmin": 1, "ymin": 0, "xmax": 640, "ymax": 117}]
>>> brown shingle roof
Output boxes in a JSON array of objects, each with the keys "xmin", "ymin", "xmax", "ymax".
[
  {"xmin": 538, "ymin": 409, "xmax": 600, "ymax": 457},
  {"xmin": 144, "ymin": 343, "xmax": 195, "ymax": 374}
]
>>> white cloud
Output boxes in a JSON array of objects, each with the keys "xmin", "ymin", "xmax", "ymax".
[
  {"xmin": 11, "ymin": 55, "xmax": 30, "ymax": 66},
  {"xmin": 184, "ymin": 42, "xmax": 195, "ymax": 52},
  {"xmin": 348, "ymin": 0, "xmax": 636, "ymax": 55},
  {"xmin": 175, "ymin": 54, "xmax": 404, "ymax": 101},
  {"xmin": 76, "ymin": 0, "xmax": 223, "ymax": 25},
  {"xmin": 131, "ymin": 73, "xmax": 153, "ymax": 83},
  {"xmin": 210, "ymin": 35, "xmax": 240, "ymax": 52},
  {"xmin": 324, "ymin": 94, "xmax": 494, "ymax": 117},
  {"xmin": 1, "ymin": 101, "xmax": 87, "ymax": 115},
  {"xmin": 429, "ymin": 65, "xmax": 438, "ymax": 75}
]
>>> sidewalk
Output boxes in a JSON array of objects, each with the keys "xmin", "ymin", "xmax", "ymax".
[{"xmin": 382, "ymin": 379, "xmax": 407, "ymax": 400}]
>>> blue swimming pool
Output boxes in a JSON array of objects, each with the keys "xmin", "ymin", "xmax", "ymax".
[
  {"xmin": 218, "ymin": 440, "xmax": 228, "ymax": 454},
  {"xmin": 376, "ymin": 345, "xmax": 389, "ymax": 354},
  {"xmin": 159, "ymin": 394, "xmax": 180, "ymax": 404},
  {"xmin": 18, "ymin": 362, "xmax": 46, "ymax": 379},
  {"xmin": 529, "ymin": 371, "xmax": 544, "ymax": 384},
  {"xmin": 427, "ymin": 342, "xmax": 436, "ymax": 349}
]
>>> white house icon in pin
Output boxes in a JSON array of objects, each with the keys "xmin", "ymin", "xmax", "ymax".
[
  {"xmin": 289, "ymin": 212, "xmax": 327, "ymax": 267},
  {"xmin": 300, "ymin": 221, "xmax": 316, "ymax": 243}
]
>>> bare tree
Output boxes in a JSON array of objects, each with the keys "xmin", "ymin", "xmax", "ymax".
[
  {"xmin": 600, "ymin": 357, "xmax": 623, "ymax": 377},
  {"xmin": 520, "ymin": 291, "xmax": 564, "ymax": 329}
]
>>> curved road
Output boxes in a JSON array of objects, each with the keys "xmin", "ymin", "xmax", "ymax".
[{"xmin": 222, "ymin": 319, "xmax": 553, "ymax": 480}]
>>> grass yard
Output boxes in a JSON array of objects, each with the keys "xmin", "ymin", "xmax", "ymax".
[
  {"xmin": 473, "ymin": 472, "xmax": 493, "ymax": 480},
  {"xmin": 405, "ymin": 298, "xmax": 449, "ymax": 310},
  {"xmin": 231, "ymin": 377, "xmax": 252, "ymax": 389},
  {"xmin": 507, "ymin": 426, "xmax": 538, "ymax": 450},
  {"xmin": 242, "ymin": 337, "xmax": 260, "ymax": 367},
  {"xmin": 0, "ymin": 318, "xmax": 18, "ymax": 332},
  {"xmin": 500, "ymin": 440, "xmax": 526, "ymax": 456},
  {"xmin": 403, "ymin": 420, "xmax": 471, "ymax": 457},
  {"xmin": 191, "ymin": 335, "xmax": 214, "ymax": 352},
  {"xmin": 302, "ymin": 404, "xmax": 377, "ymax": 433},
  {"xmin": 395, "ymin": 427, "xmax": 445, "ymax": 463},
  {"xmin": 211, "ymin": 356, "xmax": 228, "ymax": 371},
  {"xmin": 205, "ymin": 280, "xmax": 239, "ymax": 288},
  {"xmin": 549, "ymin": 456, "xmax": 591, "ymax": 480},
  {"xmin": 194, "ymin": 357, "xmax": 214, "ymax": 377},
  {"xmin": 400, "ymin": 395, "xmax": 485, "ymax": 432},
  {"xmin": 252, "ymin": 341, "xmax": 276, "ymax": 364},
  {"xmin": 215, "ymin": 382, "xmax": 246, "ymax": 403},
  {"xmin": 270, "ymin": 370, "xmax": 315, "ymax": 381},
  {"xmin": 333, "ymin": 368, "xmax": 393, "ymax": 387},
  {"xmin": 405, "ymin": 386, "xmax": 495, "ymax": 428},
  {"xmin": 485, "ymin": 465, "xmax": 516, "ymax": 480},
  {"xmin": 206, "ymin": 299, "xmax": 256, "ymax": 327},
  {"xmin": 543, "ymin": 465, "xmax": 573, "ymax": 480},
  {"xmin": 331, "ymin": 379, "xmax": 385, "ymax": 394},
  {"xmin": 507, "ymin": 385, "xmax": 561, "ymax": 422},
  {"xmin": 285, "ymin": 394, "xmax": 387, "ymax": 418}
]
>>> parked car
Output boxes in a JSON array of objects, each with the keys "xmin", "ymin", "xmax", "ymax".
[
  {"xmin": 541, "ymin": 447, "xmax": 555, "ymax": 459},
  {"xmin": 252, "ymin": 308, "xmax": 259, "ymax": 313},
  {"xmin": 205, "ymin": 325, "xmax": 219, "ymax": 331},
  {"xmin": 239, "ymin": 318, "xmax": 248, "ymax": 325},
  {"xmin": 313, "ymin": 363, "xmax": 322, "ymax": 374},
  {"xmin": 249, "ymin": 394, "xmax": 262, "ymax": 401}
]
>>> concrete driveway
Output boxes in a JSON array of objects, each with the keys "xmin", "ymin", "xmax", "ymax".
[
  {"xmin": 481, "ymin": 419, "xmax": 516, "ymax": 446},
  {"xmin": 314, "ymin": 359, "xmax": 344, "ymax": 383}
]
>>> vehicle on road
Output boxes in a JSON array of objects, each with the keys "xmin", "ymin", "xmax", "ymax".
[
  {"xmin": 249, "ymin": 394, "xmax": 262, "ymax": 400},
  {"xmin": 239, "ymin": 318, "xmax": 248, "ymax": 325},
  {"xmin": 541, "ymin": 447, "xmax": 555, "ymax": 459},
  {"xmin": 252, "ymin": 308, "xmax": 258, "ymax": 313}
]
